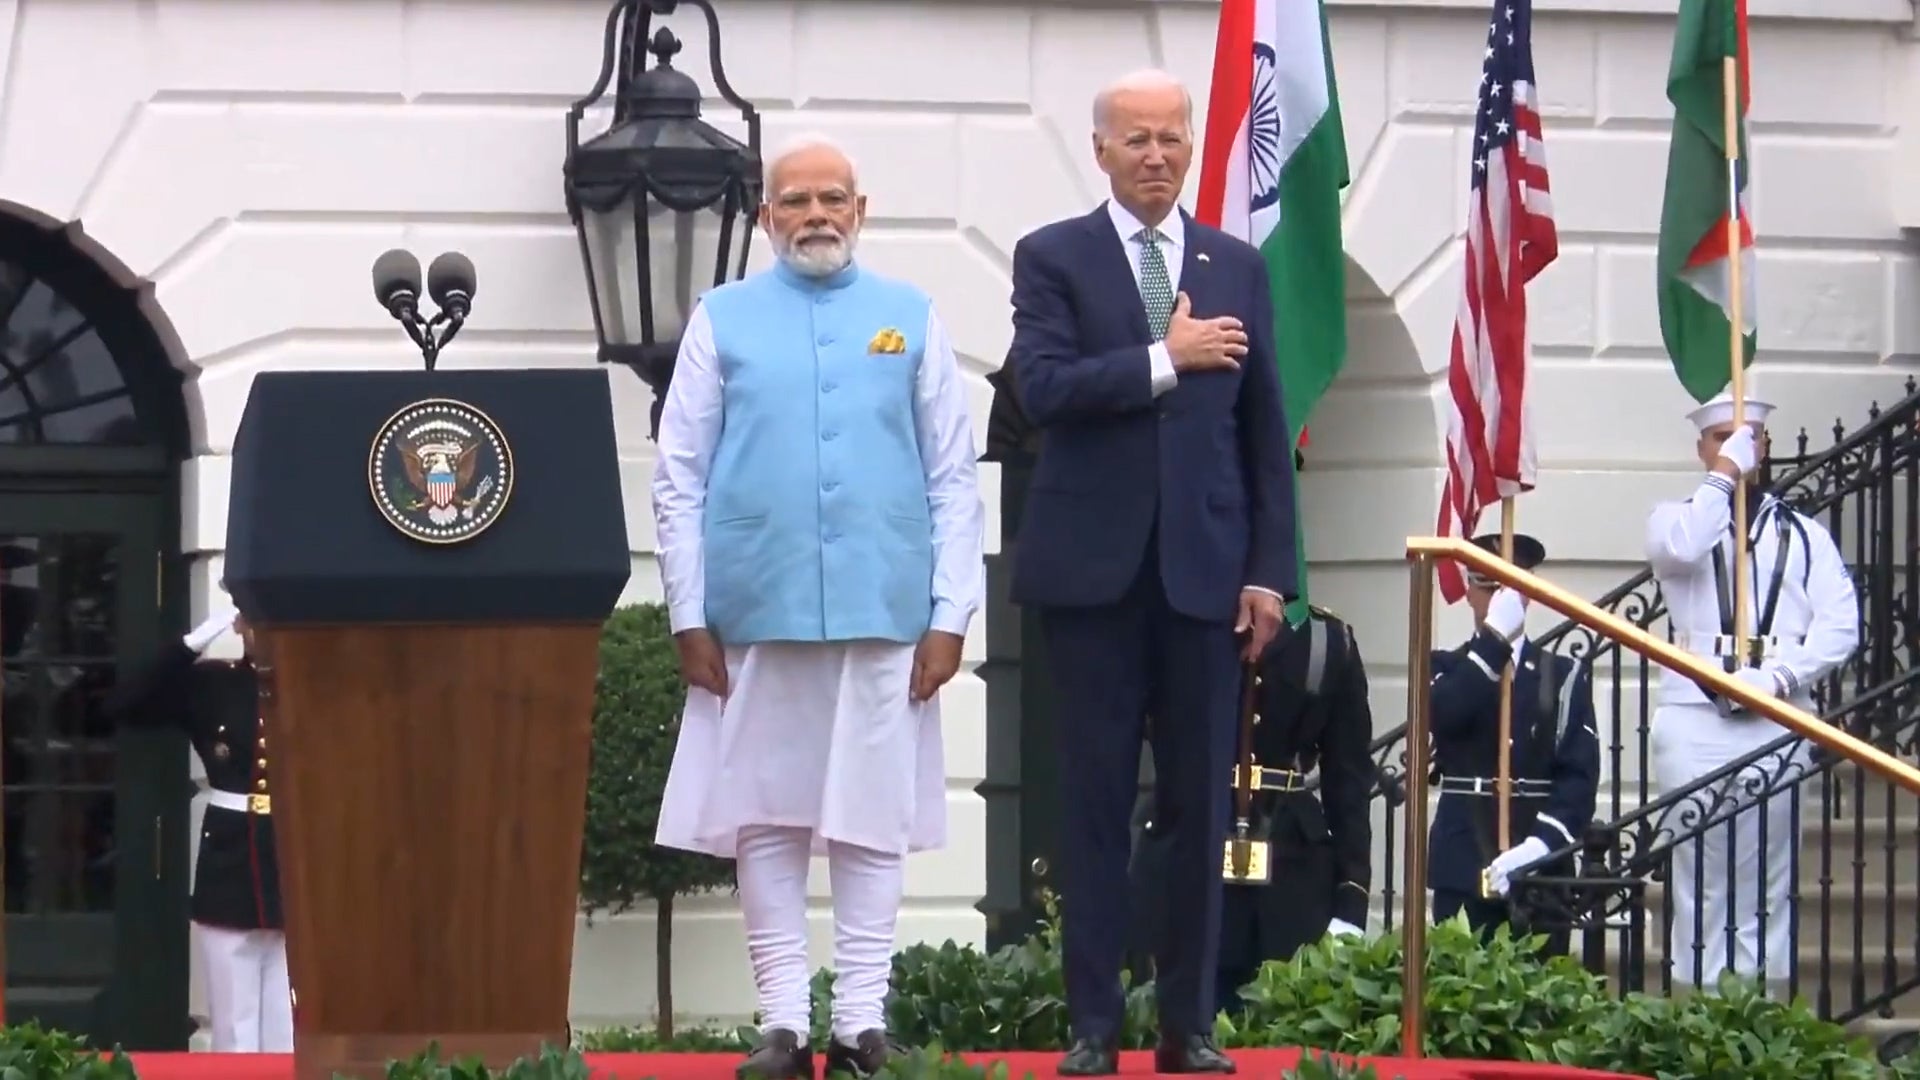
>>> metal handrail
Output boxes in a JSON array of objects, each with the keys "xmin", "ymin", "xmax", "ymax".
[{"xmin": 1395, "ymin": 536, "xmax": 1920, "ymax": 1058}]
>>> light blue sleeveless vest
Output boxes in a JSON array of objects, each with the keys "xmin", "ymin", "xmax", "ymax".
[{"xmin": 700, "ymin": 260, "xmax": 935, "ymax": 645}]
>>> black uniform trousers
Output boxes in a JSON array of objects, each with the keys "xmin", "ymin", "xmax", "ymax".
[{"xmin": 1042, "ymin": 531, "xmax": 1239, "ymax": 1040}]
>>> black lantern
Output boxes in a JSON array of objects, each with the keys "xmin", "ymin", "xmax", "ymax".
[{"xmin": 564, "ymin": 0, "xmax": 761, "ymax": 439}]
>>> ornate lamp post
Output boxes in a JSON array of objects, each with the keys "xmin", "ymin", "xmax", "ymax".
[{"xmin": 564, "ymin": 0, "xmax": 761, "ymax": 439}]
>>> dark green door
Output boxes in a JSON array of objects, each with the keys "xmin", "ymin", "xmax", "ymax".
[{"xmin": 1, "ymin": 491, "xmax": 186, "ymax": 1048}]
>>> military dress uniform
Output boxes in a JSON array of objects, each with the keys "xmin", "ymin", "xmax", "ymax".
[
  {"xmin": 107, "ymin": 614, "xmax": 290, "ymax": 1052},
  {"xmin": 1428, "ymin": 534, "xmax": 1599, "ymax": 954},
  {"xmin": 1129, "ymin": 604, "xmax": 1374, "ymax": 1010},
  {"xmin": 1645, "ymin": 387, "xmax": 1859, "ymax": 993}
]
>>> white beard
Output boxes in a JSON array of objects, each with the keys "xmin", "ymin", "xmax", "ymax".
[{"xmin": 777, "ymin": 230, "xmax": 858, "ymax": 277}]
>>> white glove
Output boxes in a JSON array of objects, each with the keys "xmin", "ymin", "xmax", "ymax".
[
  {"xmin": 1326, "ymin": 918, "xmax": 1365, "ymax": 939},
  {"xmin": 1718, "ymin": 665, "xmax": 1784, "ymax": 716},
  {"xmin": 1484, "ymin": 836, "xmax": 1550, "ymax": 897},
  {"xmin": 1717, "ymin": 426, "xmax": 1758, "ymax": 477},
  {"xmin": 183, "ymin": 611, "xmax": 236, "ymax": 654},
  {"xmin": 1481, "ymin": 587, "xmax": 1527, "ymax": 642}
]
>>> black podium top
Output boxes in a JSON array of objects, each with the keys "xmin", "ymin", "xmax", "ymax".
[{"xmin": 225, "ymin": 369, "xmax": 631, "ymax": 624}]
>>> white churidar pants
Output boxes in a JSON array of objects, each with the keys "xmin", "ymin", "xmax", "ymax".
[
  {"xmin": 1652, "ymin": 700, "xmax": 1811, "ymax": 992},
  {"xmin": 196, "ymin": 922, "xmax": 292, "ymax": 1052},
  {"xmin": 655, "ymin": 640, "xmax": 946, "ymax": 1040}
]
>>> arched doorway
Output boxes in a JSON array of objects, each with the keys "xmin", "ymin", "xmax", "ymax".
[{"xmin": 0, "ymin": 204, "xmax": 192, "ymax": 1049}]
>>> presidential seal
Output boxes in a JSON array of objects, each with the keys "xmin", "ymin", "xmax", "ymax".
[{"xmin": 367, "ymin": 399, "xmax": 514, "ymax": 544}]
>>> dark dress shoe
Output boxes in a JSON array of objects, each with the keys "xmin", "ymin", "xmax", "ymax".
[
  {"xmin": 1154, "ymin": 1033, "xmax": 1236, "ymax": 1074},
  {"xmin": 823, "ymin": 1029, "xmax": 903, "ymax": 1077},
  {"xmin": 1058, "ymin": 1036, "xmax": 1120, "ymax": 1076},
  {"xmin": 737, "ymin": 1028, "xmax": 813, "ymax": 1079}
]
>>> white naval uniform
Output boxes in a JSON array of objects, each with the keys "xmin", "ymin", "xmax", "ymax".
[
  {"xmin": 650, "ymin": 299, "xmax": 985, "ymax": 1039},
  {"xmin": 1646, "ymin": 471, "xmax": 1859, "ymax": 990}
]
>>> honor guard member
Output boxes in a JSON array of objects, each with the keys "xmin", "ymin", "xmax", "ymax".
[
  {"xmin": 1427, "ymin": 534, "xmax": 1599, "ymax": 953},
  {"xmin": 1127, "ymin": 596, "xmax": 1375, "ymax": 1012},
  {"xmin": 1645, "ymin": 384, "xmax": 1858, "ymax": 994},
  {"xmin": 107, "ymin": 606, "xmax": 290, "ymax": 1052}
]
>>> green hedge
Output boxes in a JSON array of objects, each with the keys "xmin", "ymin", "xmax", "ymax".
[{"xmin": 587, "ymin": 910, "xmax": 1886, "ymax": 1079}]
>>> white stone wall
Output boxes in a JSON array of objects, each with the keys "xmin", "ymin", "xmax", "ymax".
[{"xmin": 0, "ymin": 0, "xmax": 1915, "ymax": 1032}]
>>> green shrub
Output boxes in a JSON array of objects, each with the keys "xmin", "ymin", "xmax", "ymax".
[
  {"xmin": 0, "ymin": 1023, "xmax": 134, "ymax": 1079},
  {"xmin": 573, "ymin": 1024, "xmax": 752, "ymax": 1053},
  {"xmin": 374, "ymin": 1044, "xmax": 596, "ymax": 1080},
  {"xmin": 865, "ymin": 1043, "xmax": 1033, "ymax": 1079},
  {"xmin": 1570, "ymin": 976, "xmax": 1876, "ymax": 1080},
  {"xmin": 1226, "ymin": 914, "xmax": 1605, "ymax": 1062},
  {"xmin": 1285, "ymin": 1050, "xmax": 1401, "ymax": 1080},
  {"xmin": 579, "ymin": 603, "xmax": 736, "ymax": 1037}
]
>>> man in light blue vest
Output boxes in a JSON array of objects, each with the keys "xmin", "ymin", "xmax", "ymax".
[{"xmin": 651, "ymin": 134, "xmax": 985, "ymax": 1080}]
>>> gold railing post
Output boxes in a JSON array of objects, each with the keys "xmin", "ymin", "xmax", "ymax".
[{"xmin": 1400, "ymin": 553, "xmax": 1435, "ymax": 1059}]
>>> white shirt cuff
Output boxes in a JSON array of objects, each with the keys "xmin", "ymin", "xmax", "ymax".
[
  {"xmin": 668, "ymin": 601, "xmax": 707, "ymax": 635},
  {"xmin": 930, "ymin": 601, "xmax": 972, "ymax": 637},
  {"xmin": 1148, "ymin": 343, "xmax": 1177, "ymax": 397}
]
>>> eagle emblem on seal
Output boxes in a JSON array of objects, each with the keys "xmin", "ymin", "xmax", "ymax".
[{"xmin": 368, "ymin": 399, "xmax": 514, "ymax": 544}]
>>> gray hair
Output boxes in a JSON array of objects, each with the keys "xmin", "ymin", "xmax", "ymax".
[
  {"xmin": 1092, "ymin": 69, "xmax": 1194, "ymax": 135},
  {"xmin": 762, "ymin": 132, "xmax": 860, "ymax": 197}
]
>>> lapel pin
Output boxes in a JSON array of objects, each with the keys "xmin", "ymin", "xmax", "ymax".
[{"xmin": 1197, "ymin": 252, "xmax": 1211, "ymax": 263}]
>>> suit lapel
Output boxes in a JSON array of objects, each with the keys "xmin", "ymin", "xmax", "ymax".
[
  {"xmin": 1178, "ymin": 209, "xmax": 1209, "ymax": 307},
  {"xmin": 1085, "ymin": 206, "xmax": 1150, "ymax": 341}
]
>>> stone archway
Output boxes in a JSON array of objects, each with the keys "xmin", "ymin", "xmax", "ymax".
[{"xmin": 0, "ymin": 199, "xmax": 196, "ymax": 1050}]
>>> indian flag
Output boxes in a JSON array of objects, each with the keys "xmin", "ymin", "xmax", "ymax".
[
  {"xmin": 1657, "ymin": 0, "xmax": 1754, "ymax": 403},
  {"xmin": 1195, "ymin": 0, "xmax": 1349, "ymax": 619}
]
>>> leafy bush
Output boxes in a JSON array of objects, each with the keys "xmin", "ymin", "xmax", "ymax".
[
  {"xmin": 579, "ymin": 603, "xmax": 736, "ymax": 1036},
  {"xmin": 0, "ymin": 1023, "xmax": 134, "ymax": 1079},
  {"xmin": 374, "ymin": 1044, "xmax": 595, "ymax": 1080},
  {"xmin": 1285, "ymin": 1051, "xmax": 1401, "ymax": 1080},
  {"xmin": 813, "ymin": 892, "xmax": 1154, "ymax": 1051},
  {"xmin": 573, "ymin": 1024, "xmax": 752, "ymax": 1053},
  {"xmin": 1571, "ymin": 977, "xmax": 1876, "ymax": 1080},
  {"xmin": 867, "ymin": 1043, "xmax": 1033, "ymax": 1079},
  {"xmin": 1227, "ymin": 914, "xmax": 1605, "ymax": 1062}
]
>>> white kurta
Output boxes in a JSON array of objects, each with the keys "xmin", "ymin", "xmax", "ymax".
[
  {"xmin": 649, "ymin": 300, "xmax": 985, "ymax": 859},
  {"xmin": 1645, "ymin": 474, "xmax": 1859, "ymax": 987}
]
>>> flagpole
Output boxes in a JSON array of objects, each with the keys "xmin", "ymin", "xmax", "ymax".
[
  {"xmin": 1495, "ymin": 498, "xmax": 1516, "ymax": 858},
  {"xmin": 1722, "ymin": 51, "xmax": 1752, "ymax": 655}
]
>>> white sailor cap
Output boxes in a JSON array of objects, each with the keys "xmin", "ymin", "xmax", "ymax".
[{"xmin": 1686, "ymin": 383, "xmax": 1776, "ymax": 432}]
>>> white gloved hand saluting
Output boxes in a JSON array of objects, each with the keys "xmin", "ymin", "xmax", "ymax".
[
  {"xmin": 1482, "ymin": 587, "xmax": 1528, "ymax": 642},
  {"xmin": 1326, "ymin": 919, "xmax": 1365, "ymax": 940},
  {"xmin": 1484, "ymin": 836, "xmax": 1550, "ymax": 897},
  {"xmin": 183, "ymin": 611, "xmax": 236, "ymax": 654},
  {"xmin": 1716, "ymin": 426, "xmax": 1758, "ymax": 478}
]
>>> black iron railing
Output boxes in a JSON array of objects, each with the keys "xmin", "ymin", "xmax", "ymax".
[{"xmin": 1361, "ymin": 376, "xmax": 1920, "ymax": 1023}]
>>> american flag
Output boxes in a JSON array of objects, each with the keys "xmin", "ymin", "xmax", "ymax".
[{"xmin": 1436, "ymin": 0, "xmax": 1559, "ymax": 602}]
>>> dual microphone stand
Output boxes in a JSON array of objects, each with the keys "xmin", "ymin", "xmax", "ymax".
[{"xmin": 371, "ymin": 249, "xmax": 479, "ymax": 370}]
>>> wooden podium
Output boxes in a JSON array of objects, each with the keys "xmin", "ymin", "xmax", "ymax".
[{"xmin": 224, "ymin": 370, "xmax": 631, "ymax": 1080}]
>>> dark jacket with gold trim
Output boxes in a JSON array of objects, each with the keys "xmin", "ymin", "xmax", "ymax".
[{"xmin": 107, "ymin": 640, "xmax": 281, "ymax": 931}]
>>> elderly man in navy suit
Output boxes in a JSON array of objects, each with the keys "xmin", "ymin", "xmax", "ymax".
[{"xmin": 1005, "ymin": 68, "xmax": 1298, "ymax": 1076}]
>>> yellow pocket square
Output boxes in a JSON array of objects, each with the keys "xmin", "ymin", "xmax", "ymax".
[{"xmin": 868, "ymin": 328, "xmax": 907, "ymax": 354}]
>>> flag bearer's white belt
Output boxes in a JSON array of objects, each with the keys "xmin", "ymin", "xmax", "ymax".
[
  {"xmin": 206, "ymin": 789, "xmax": 271, "ymax": 815},
  {"xmin": 1671, "ymin": 632, "xmax": 1801, "ymax": 660},
  {"xmin": 1438, "ymin": 775, "xmax": 1552, "ymax": 797},
  {"xmin": 1229, "ymin": 765, "xmax": 1312, "ymax": 792}
]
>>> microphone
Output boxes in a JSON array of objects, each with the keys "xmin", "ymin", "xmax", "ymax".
[
  {"xmin": 372, "ymin": 249, "xmax": 423, "ymax": 322},
  {"xmin": 427, "ymin": 252, "xmax": 476, "ymax": 322}
]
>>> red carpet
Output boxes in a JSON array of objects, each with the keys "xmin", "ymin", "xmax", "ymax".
[{"xmin": 126, "ymin": 1050, "xmax": 1645, "ymax": 1079}]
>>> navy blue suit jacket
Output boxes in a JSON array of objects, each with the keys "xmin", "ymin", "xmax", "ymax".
[
  {"xmin": 1005, "ymin": 205, "xmax": 1298, "ymax": 623},
  {"xmin": 1426, "ymin": 632, "xmax": 1601, "ymax": 895}
]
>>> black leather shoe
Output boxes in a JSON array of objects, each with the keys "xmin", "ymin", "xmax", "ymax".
[
  {"xmin": 1154, "ymin": 1033, "xmax": 1236, "ymax": 1074},
  {"xmin": 1058, "ymin": 1036, "xmax": 1120, "ymax": 1076},
  {"xmin": 823, "ymin": 1029, "xmax": 902, "ymax": 1077},
  {"xmin": 737, "ymin": 1028, "xmax": 813, "ymax": 1079}
]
